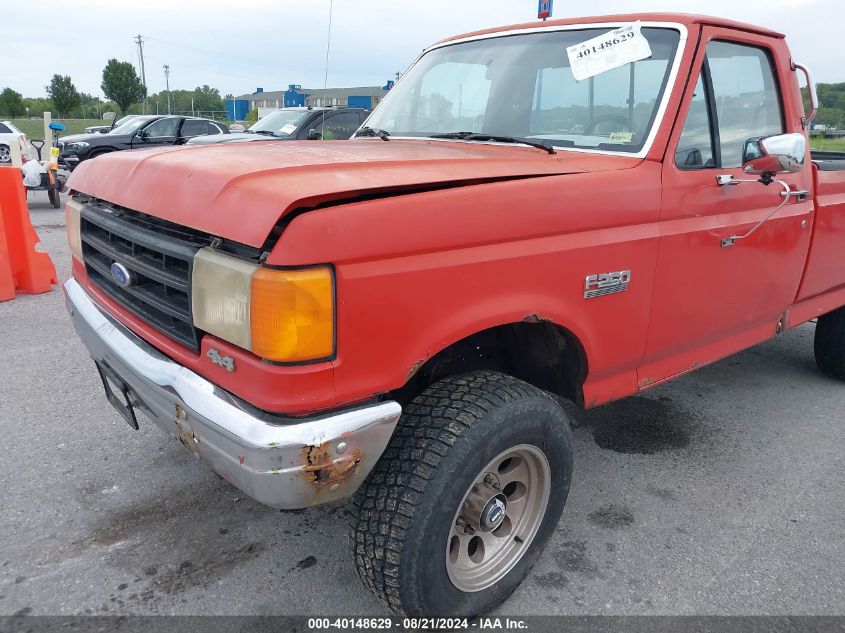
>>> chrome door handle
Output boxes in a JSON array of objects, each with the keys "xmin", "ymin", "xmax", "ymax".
[{"xmin": 781, "ymin": 189, "xmax": 810, "ymax": 202}]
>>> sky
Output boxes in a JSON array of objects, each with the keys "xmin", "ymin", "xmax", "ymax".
[{"xmin": 1, "ymin": 0, "xmax": 840, "ymax": 100}]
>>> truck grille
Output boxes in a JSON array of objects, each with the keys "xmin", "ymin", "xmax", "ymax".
[{"xmin": 79, "ymin": 201, "xmax": 212, "ymax": 351}]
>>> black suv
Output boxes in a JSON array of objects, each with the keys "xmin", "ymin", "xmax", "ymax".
[
  {"xmin": 187, "ymin": 107, "xmax": 368, "ymax": 145},
  {"xmin": 59, "ymin": 115, "xmax": 229, "ymax": 170}
]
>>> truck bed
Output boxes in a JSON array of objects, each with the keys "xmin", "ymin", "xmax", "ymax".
[
  {"xmin": 811, "ymin": 150, "xmax": 845, "ymax": 171},
  {"xmin": 797, "ymin": 150, "xmax": 845, "ymax": 300}
]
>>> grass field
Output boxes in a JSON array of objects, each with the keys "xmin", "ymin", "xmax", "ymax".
[
  {"xmin": 810, "ymin": 136, "xmax": 845, "ymax": 153},
  {"xmin": 8, "ymin": 119, "xmax": 105, "ymax": 140}
]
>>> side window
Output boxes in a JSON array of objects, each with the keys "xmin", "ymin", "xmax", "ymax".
[
  {"xmin": 180, "ymin": 119, "xmax": 209, "ymax": 138},
  {"xmin": 316, "ymin": 112, "xmax": 361, "ymax": 140},
  {"xmin": 0, "ymin": 123, "xmax": 12, "ymax": 133},
  {"xmin": 708, "ymin": 41, "xmax": 784, "ymax": 168},
  {"xmin": 144, "ymin": 118, "xmax": 179, "ymax": 138},
  {"xmin": 676, "ymin": 74, "xmax": 716, "ymax": 169}
]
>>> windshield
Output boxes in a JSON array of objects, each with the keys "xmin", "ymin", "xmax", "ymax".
[
  {"xmin": 109, "ymin": 117, "xmax": 152, "ymax": 135},
  {"xmin": 112, "ymin": 115, "xmax": 135, "ymax": 128},
  {"xmin": 365, "ymin": 26, "xmax": 681, "ymax": 153},
  {"xmin": 249, "ymin": 109, "xmax": 311, "ymax": 137}
]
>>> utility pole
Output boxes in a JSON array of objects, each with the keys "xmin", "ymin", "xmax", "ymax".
[
  {"xmin": 135, "ymin": 34, "xmax": 147, "ymax": 114},
  {"xmin": 163, "ymin": 64, "xmax": 172, "ymax": 114}
]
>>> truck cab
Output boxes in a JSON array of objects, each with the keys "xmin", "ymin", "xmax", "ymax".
[{"xmin": 63, "ymin": 13, "xmax": 845, "ymax": 617}]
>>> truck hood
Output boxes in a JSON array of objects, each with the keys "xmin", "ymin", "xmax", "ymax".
[
  {"xmin": 68, "ymin": 139, "xmax": 639, "ymax": 248},
  {"xmin": 60, "ymin": 133, "xmax": 102, "ymax": 144}
]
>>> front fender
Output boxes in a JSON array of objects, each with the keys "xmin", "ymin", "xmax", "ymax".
[{"xmin": 272, "ymin": 164, "xmax": 663, "ymax": 409}]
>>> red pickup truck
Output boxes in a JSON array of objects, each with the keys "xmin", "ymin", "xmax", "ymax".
[{"xmin": 64, "ymin": 13, "xmax": 845, "ymax": 617}]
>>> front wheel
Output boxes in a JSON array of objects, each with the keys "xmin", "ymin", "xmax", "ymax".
[
  {"xmin": 0, "ymin": 144, "xmax": 10, "ymax": 164},
  {"xmin": 350, "ymin": 371, "xmax": 573, "ymax": 617}
]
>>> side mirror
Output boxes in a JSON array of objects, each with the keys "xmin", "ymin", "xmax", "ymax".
[
  {"xmin": 134, "ymin": 130, "xmax": 148, "ymax": 142},
  {"xmin": 742, "ymin": 133, "xmax": 806, "ymax": 180},
  {"xmin": 306, "ymin": 128, "xmax": 322, "ymax": 141},
  {"xmin": 718, "ymin": 132, "xmax": 809, "ymax": 248}
]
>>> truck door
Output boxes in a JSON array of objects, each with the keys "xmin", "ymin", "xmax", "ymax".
[
  {"xmin": 132, "ymin": 117, "xmax": 179, "ymax": 148},
  {"xmin": 640, "ymin": 29, "xmax": 814, "ymax": 384}
]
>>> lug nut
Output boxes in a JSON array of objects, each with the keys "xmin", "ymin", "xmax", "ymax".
[
  {"xmin": 455, "ymin": 517, "xmax": 475, "ymax": 534},
  {"xmin": 484, "ymin": 474, "xmax": 500, "ymax": 491}
]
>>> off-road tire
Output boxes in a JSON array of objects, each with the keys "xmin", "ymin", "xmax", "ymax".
[
  {"xmin": 815, "ymin": 307, "xmax": 845, "ymax": 380},
  {"xmin": 350, "ymin": 370, "xmax": 573, "ymax": 617}
]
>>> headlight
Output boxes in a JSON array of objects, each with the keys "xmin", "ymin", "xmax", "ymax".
[
  {"xmin": 65, "ymin": 198, "xmax": 83, "ymax": 259},
  {"xmin": 192, "ymin": 247, "xmax": 334, "ymax": 363},
  {"xmin": 67, "ymin": 142, "xmax": 89, "ymax": 149}
]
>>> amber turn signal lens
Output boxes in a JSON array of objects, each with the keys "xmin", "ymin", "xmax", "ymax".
[{"xmin": 250, "ymin": 267, "xmax": 334, "ymax": 362}]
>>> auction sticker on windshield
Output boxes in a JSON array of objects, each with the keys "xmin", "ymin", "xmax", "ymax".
[{"xmin": 566, "ymin": 23, "xmax": 652, "ymax": 81}]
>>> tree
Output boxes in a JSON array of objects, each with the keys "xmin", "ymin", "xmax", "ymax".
[
  {"xmin": 0, "ymin": 88, "xmax": 25, "ymax": 118},
  {"xmin": 815, "ymin": 107, "xmax": 844, "ymax": 130},
  {"xmin": 101, "ymin": 59, "xmax": 146, "ymax": 115},
  {"xmin": 193, "ymin": 85, "xmax": 224, "ymax": 114},
  {"xmin": 245, "ymin": 108, "xmax": 258, "ymax": 125},
  {"xmin": 45, "ymin": 75, "xmax": 80, "ymax": 118}
]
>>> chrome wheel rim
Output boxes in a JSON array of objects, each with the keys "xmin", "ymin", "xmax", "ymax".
[
  {"xmin": 0, "ymin": 146, "xmax": 10, "ymax": 163},
  {"xmin": 446, "ymin": 444, "xmax": 551, "ymax": 592}
]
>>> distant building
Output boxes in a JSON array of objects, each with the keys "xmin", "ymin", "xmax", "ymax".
[{"xmin": 226, "ymin": 81, "xmax": 395, "ymax": 121}]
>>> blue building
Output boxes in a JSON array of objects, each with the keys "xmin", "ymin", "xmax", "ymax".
[
  {"xmin": 228, "ymin": 82, "xmax": 393, "ymax": 120},
  {"xmin": 226, "ymin": 96, "xmax": 251, "ymax": 122},
  {"xmin": 284, "ymin": 85, "xmax": 306, "ymax": 108}
]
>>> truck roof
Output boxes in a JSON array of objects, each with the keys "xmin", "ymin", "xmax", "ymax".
[{"xmin": 436, "ymin": 13, "xmax": 784, "ymax": 46}]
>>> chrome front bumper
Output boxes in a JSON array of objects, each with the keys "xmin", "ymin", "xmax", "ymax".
[{"xmin": 64, "ymin": 278, "xmax": 402, "ymax": 509}]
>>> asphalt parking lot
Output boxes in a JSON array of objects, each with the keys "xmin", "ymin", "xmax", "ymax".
[{"xmin": 1, "ymin": 192, "xmax": 843, "ymax": 617}]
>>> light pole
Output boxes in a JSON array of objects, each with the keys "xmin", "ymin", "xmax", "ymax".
[{"xmin": 163, "ymin": 64, "xmax": 172, "ymax": 114}]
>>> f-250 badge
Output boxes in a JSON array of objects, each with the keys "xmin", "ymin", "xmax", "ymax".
[{"xmin": 584, "ymin": 270, "xmax": 631, "ymax": 299}]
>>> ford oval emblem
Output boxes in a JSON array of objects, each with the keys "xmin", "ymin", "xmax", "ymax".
[{"xmin": 110, "ymin": 262, "xmax": 133, "ymax": 288}]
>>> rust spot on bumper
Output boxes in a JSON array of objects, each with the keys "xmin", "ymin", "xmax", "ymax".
[
  {"xmin": 300, "ymin": 442, "xmax": 362, "ymax": 491},
  {"xmin": 173, "ymin": 404, "xmax": 200, "ymax": 457}
]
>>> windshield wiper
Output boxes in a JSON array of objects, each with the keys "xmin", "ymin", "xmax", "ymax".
[
  {"xmin": 249, "ymin": 130, "xmax": 276, "ymax": 136},
  {"xmin": 429, "ymin": 132, "xmax": 556, "ymax": 154},
  {"xmin": 357, "ymin": 126, "xmax": 390, "ymax": 141}
]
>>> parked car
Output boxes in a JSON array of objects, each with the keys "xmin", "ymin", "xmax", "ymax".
[
  {"xmin": 187, "ymin": 107, "xmax": 368, "ymax": 145},
  {"xmin": 58, "ymin": 115, "xmax": 228, "ymax": 170},
  {"xmin": 84, "ymin": 115, "xmax": 142, "ymax": 135},
  {"xmin": 0, "ymin": 120, "xmax": 34, "ymax": 164},
  {"xmin": 63, "ymin": 14, "xmax": 844, "ymax": 617}
]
